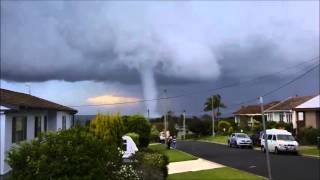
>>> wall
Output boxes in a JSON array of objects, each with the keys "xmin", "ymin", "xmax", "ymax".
[
  {"xmin": 47, "ymin": 110, "xmax": 57, "ymax": 131},
  {"xmin": 2, "ymin": 110, "xmax": 49, "ymax": 174},
  {"xmin": 1, "ymin": 110, "xmax": 74, "ymax": 175},
  {"xmin": 305, "ymin": 111, "xmax": 319, "ymax": 129},
  {"xmin": 56, "ymin": 111, "xmax": 73, "ymax": 130},
  {"xmin": 0, "ymin": 113, "xmax": 6, "ymax": 175}
]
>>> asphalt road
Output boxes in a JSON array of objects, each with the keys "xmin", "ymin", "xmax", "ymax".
[{"xmin": 177, "ymin": 141, "xmax": 320, "ymax": 180}]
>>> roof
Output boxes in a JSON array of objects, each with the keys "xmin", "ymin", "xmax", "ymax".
[
  {"xmin": 233, "ymin": 101, "xmax": 280, "ymax": 115},
  {"xmin": 266, "ymin": 95, "xmax": 314, "ymax": 111},
  {"xmin": 294, "ymin": 95, "xmax": 320, "ymax": 109},
  {"xmin": 0, "ymin": 88, "xmax": 77, "ymax": 113},
  {"xmin": 265, "ymin": 129, "xmax": 291, "ymax": 135}
]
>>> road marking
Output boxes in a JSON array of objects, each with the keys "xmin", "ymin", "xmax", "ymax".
[{"xmin": 249, "ymin": 165, "xmax": 256, "ymax": 168}]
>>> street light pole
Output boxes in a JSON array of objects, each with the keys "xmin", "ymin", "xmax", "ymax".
[
  {"xmin": 260, "ymin": 96, "xmax": 272, "ymax": 180},
  {"xmin": 212, "ymin": 95, "xmax": 215, "ymax": 137}
]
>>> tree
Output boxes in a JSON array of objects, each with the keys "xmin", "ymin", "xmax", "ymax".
[
  {"xmin": 204, "ymin": 94, "xmax": 226, "ymax": 120},
  {"xmin": 123, "ymin": 114, "xmax": 151, "ymax": 148},
  {"xmin": 89, "ymin": 113, "xmax": 125, "ymax": 146}
]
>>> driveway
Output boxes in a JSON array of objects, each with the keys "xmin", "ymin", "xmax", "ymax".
[{"xmin": 177, "ymin": 141, "xmax": 319, "ymax": 180}]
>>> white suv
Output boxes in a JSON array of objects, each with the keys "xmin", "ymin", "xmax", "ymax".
[{"xmin": 261, "ymin": 129, "xmax": 299, "ymax": 154}]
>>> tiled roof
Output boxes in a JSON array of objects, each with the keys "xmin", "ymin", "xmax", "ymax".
[
  {"xmin": 233, "ymin": 101, "xmax": 280, "ymax": 115},
  {"xmin": 266, "ymin": 96, "xmax": 315, "ymax": 111},
  {"xmin": 0, "ymin": 88, "xmax": 77, "ymax": 113}
]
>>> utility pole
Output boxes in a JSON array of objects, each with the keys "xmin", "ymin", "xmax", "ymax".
[
  {"xmin": 260, "ymin": 96, "xmax": 272, "ymax": 180},
  {"xmin": 164, "ymin": 89, "xmax": 168, "ymax": 144},
  {"xmin": 183, "ymin": 110, "xmax": 186, "ymax": 140},
  {"xmin": 212, "ymin": 95, "xmax": 215, "ymax": 137}
]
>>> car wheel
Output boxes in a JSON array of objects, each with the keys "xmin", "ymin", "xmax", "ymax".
[{"xmin": 274, "ymin": 147, "xmax": 279, "ymax": 154}]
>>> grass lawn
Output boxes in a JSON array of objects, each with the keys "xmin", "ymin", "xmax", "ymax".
[
  {"xmin": 299, "ymin": 146, "xmax": 319, "ymax": 157},
  {"xmin": 168, "ymin": 167, "xmax": 266, "ymax": 180},
  {"xmin": 148, "ymin": 144, "xmax": 198, "ymax": 162},
  {"xmin": 197, "ymin": 135, "xmax": 228, "ymax": 145}
]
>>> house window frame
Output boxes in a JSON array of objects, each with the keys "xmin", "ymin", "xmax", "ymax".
[
  {"xmin": 279, "ymin": 112, "xmax": 285, "ymax": 122},
  {"xmin": 298, "ymin": 112, "xmax": 304, "ymax": 121},
  {"xmin": 44, "ymin": 115, "xmax": 47, "ymax": 132},
  {"xmin": 12, "ymin": 116, "xmax": 27, "ymax": 143},
  {"xmin": 62, "ymin": 115, "xmax": 66, "ymax": 130},
  {"xmin": 34, "ymin": 116, "xmax": 42, "ymax": 137}
]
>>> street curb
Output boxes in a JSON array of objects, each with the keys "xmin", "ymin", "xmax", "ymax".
[{"xmin": 300, "ymin": 154, "xmax": 320, "ymax": 159}]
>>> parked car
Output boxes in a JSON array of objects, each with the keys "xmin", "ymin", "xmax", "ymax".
[
  {"xmin": 260, "ymin": 129, "xmax": 299, "ymax": 154},
  {"xmin": 228, "ymin": 133, "xmax": 253, "ymax": 148}
]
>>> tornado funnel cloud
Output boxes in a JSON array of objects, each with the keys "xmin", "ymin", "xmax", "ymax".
[{"xmin": 140, "ymin": 67, "xmax": 158, "ymax": 117}]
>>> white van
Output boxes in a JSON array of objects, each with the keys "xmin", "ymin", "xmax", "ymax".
[{"xmin": 260, "ymin": 129, "xmax": 299, "ymax": 154}]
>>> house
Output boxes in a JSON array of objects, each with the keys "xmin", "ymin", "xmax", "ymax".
[
  {"xmin": 292, "ymin": 95, "xmax": 320, "ymax": 133},
  {"xmin": 0, "ymin": 88, "xmax": 77, "ymax": 175},
  {"xmin": 233, "ymin": 101, "xmax": 280, "ymax": 128},
  {"xmin": 265, "ymin": 95, "xmax": 314, "ymax": 124}
]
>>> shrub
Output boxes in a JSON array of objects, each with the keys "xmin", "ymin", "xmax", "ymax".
[
  {"xmin": 187, "ymin": 118, "xmax": 212, "ymax": 136},
  {"xmin": 132, "ymin": 151, "xmax": 169, "ymax": 180},
  {"xmin": 297, "ymin": 127, "xmax": 320, "ymax": 145},
  {"xmin": 7, "ymin": 126, "xmax": 137, "ymax": 180},
  {"xmin": 218, "ymin": 120, "xmax": 231, "ymax": 135},
  {"xmin": 150, "ymin": 125, "xmax": 160, "ymax": 143},
  {"xmin": 266, "ymin": 121, "xmax": 278, "ymax": 129},
  {"xmin": 185, "ymin": 134, "xmax": 199, "ymax": 139},
  {"xmin": 89, "ymin": 113, "xmax": 125, "ymax": 146},
  {"xmin": 276, "ymin": 121, "xmax": 293, "ymax": 132},
  {"xmin": 123, "ymin": 114, "xmax": 151, "ymax": 148},
  {"xmin": 126, "ymin": 132, "xmax": 140, "ymax": 147},
  {"xmin": 227, "ymin": 126, "xmax": 234, "ymax": 135}
]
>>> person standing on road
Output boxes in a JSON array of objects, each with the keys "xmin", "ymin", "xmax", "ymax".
[{"xmin": 172, "ymin": 136, "xmax": 177, "ymax": 148}]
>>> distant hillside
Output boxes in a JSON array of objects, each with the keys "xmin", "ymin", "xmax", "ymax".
[{"xmin": 74, "ymin": 115, "xmax": 96, "ymax": 126}]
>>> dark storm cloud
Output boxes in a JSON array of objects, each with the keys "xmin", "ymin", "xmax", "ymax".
[{"xmin": 1, "ymin": 1, "xmax": 319, "ymax": 85}]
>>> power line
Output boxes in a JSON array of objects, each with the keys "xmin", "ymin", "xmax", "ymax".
[
  {"xmin": 226, "ymin": 63, "xmax": 319, "ymax": 109},
  {"xmin": 70, "ymin": 56, "xmax": 319, "ymax": 108}
]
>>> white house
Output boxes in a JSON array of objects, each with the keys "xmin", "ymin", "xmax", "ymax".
[
  {"xmin": 293, "ymin": 95, "xmax": 320, "ymax": 133},
  {"xmin": 265, "ymin": 96, "xmax": 314, "ymax": 125},
  {"xmin": 0, "ymin": 88, "xmax": 77, "ymax": 175}
]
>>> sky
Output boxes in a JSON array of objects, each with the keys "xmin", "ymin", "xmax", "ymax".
[{"xmin": 1, "ymin": 1, "xmax": 319, "ymax": 117}]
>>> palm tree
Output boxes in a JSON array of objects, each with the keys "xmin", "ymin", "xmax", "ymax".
[{"xmin": 204, "ymin": 94, "xmax": 226, "ymax": 120}]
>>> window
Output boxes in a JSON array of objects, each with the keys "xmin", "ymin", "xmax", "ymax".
[
  {"xmin": 12, "ymin": 116, "xmax": 27, "ymax": 143},
  {"xmin": 279, "ymin": 113, "xmax": 284, "ymax": 122},
  {"xmin": 237, "ymin": 133, "xmax": 249, "ymax": 138},
  {"xmin": 267, "ymin": 135, "xmax": 272, "ymax": 140},
  {"xmin": 272, "ymin": 135, "xmax": 276, "ymax": 141},
  {"xmin": 123, "ymin": 139, "xmax": 127, "ymax": 151},
  {"xmin": 277, "ymin": 134, "xmax": 295, "ymax": 141},
  {"xmin": 34, "ymin": 116, "xmax": 42, "ymax": 137},
  {"xmin": 298, "ymin": 112, "xmax": 304, "ymax": 121},
  {"xmin": 62, "ymin": 116, "xmax": 66, "ymax": 130},
  {"xmin": 267, "ymin": 113, "xmax": 273, "ymax": 121},
  {"xmin": 286, "ymin": 113, "xmax": 292, "ymax": 123},
  {"xmin": 44, "ymin": 116, "xmax": 47, "ymax": 132}
]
